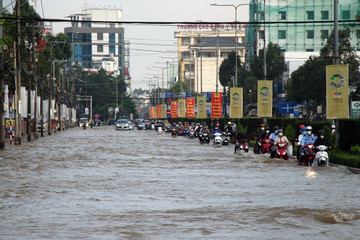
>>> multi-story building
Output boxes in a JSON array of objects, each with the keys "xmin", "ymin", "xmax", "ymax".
[
  {"xmin": 65, "ymin": 8, "xmax": 130, "ymax": 83},
  {"xmin": 175, "ymin": 26, "xmax": 246, "ymax": 93},
  {"xmin": 247, "ymin": 0, "xmax": 360, "ymax": 83}
]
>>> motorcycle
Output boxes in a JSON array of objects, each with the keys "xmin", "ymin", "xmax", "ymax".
[
  {"xmin": 276, "ymin": 142, "xmax": 289, "ymax": 160},
  {"xmin": 157, "ymin": 126, "xmax": 163, "ymax": 134},
  {"xmin": 200, "ymin": 133, "xmax": 210, "ymax": 144},
  {"xmin": 213, "ymin": 132, "xmax": 222, "ymax": 146},
  {"xmin": 302, "ymin": 144, "xmax": 316, "ymax": 166},
  {"xmin": 314, "ymin": 145, "xmax": 329, "ymax": 166},
  {"xmin": 171, "ymin": 127, "xmax": 177, "ymax": 137},
  {"xmin": 234, "ymin": 140, "xmax": 249, "ymax": 154},
  {"xmin": 254, "ymin": 138, "xmax": 262, "ymax": 154},
  {"xmin": 188, "ymin": 128, "xmax": 195, "ymax": 139},
  {"xmin": 183, "ymin": 128, "xmax": 189, "ymax": 136},
  {"xmin": 261, "ymin": 137, "xmax": 271, "ymax": 154},
  {"xmin": 222, "ymin": 132, "xmax": 231, "ymax": 146},
  {"xmin": 177, "ymin": 128, "xmax": 183, "ymax": 136}
]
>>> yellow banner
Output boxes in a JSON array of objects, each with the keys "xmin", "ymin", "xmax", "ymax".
[
  {"xmin": 178, "ymin": 99, "xmax": 186, "ymax": 118},
  {"xmin": 161, "ymin": 104, "xmax": 167, "ymax": 119},
  {"xmin": 197, "ymin": 96, "xmax": 207, "ymax": 119},
  {"xmin": 257, "ymin": 80, "xmax": 272, "ymax": 117},
  {"xmin": 230, "ymin": 88, "xmax": 243, "ymax": 118},
  {"xmin": 326, "ymin": 65, "xmax": 349, "ymax": 119}
]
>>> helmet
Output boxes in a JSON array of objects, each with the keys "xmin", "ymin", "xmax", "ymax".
[
  {"xmin": 299, "ymin": 124, "xmax": 305, "ymax": 129},
  {"xmin": 278, "ymin": 129, "xmax": 283, "ymax": 133},
  {"xmin": 301, "ymin": 127, "xmax": 307, "ymax": 131},
  {"xmin": 306, "ymin": 126, "xmax": 312, "ymax": 131},
  {"xmin": 273, "ymin": 126, "xmax": 279, "ymax": 131},
  {"xmin": 331, "ymin": 124, "xmax": 336, "ymax": 129},
  {"xmin": 319, "ymin": 129, "xmax": 325, "ymax": 135},
  {"xmin": 260, "ymin": 123, "xmax": 265, "ymax": 127},
  {"xmin": 228, "ymin": 121, "xmax": 231, "ymax": 125}
]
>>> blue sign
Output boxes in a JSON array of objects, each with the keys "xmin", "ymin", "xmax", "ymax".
[
  {"xmin": 278, "ymin": 101, "xmax": 297, "ymax": 114},
  {"xmin": 166, "ymin": 92, "xmax": 173, "ymax": 98}
]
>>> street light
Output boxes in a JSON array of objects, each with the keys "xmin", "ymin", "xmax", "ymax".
[{"xmin": 211, "ymin": 2, "xmax": 251, "ymax": 87}]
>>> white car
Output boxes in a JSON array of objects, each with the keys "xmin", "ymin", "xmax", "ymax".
[{"xmin": 115, "ymin": 119, "xmax": 134, "ymax": 130}]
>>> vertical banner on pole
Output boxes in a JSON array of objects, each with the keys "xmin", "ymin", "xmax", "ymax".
[
  {"xmin": 211, "ymin": 92, "xmax": 222, "ymax": 120},
  {"xmin": 326, "ymin": 65, "xmax": 349, "ymax": 119},
  {"xmin": 161, "ymin": 104, "xmax": 167, "ymax": 119},
  {"xmin": 156, "ymin": 105, "xmax": 162, "ymax": 119},
  {"xmin": 257, "ymin": 80, "xmax": 273, "ymax": 117},
  {"xmin": 149, "ymin": 107, "xmax": 154, "ymax": 119},
  {"xmin": 171, "ymin": 101, "xmax": 178, "ymax": 119},
  {"xmin": 186, "ymin": 97, "xmax": 195, "ymax": 118},
  {"xmin": 197, "ymin": 96, "xmax": 207, "ymax": 119},
  {"xmin": 230, "ymin": 88, "xmax": 243, "ymax": 118},
  {"xmin": 178, "ymin": 99, "xmax": 186, "ymax": 118}
]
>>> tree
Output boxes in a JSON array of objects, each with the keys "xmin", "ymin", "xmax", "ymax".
[
  {"xmin": 168, "ymin": 81, "xmax": 189, "ymax": 97},
  {"xmin": 286, "ymin": 29, "xmax": 360, "ymax": 110},
  {"xmin": 250, "ymin": 42, "xmax": 286, "ymax": 81},
  {"xmin": 219, "ymin": 51, "xmax": 240, "ymax": 89}
]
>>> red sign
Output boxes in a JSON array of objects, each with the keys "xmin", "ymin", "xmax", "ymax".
[
  {"xmin": 171, "ymin": 101, "xmax": 178, "ymax": 119},
  {"xmin": 156, "ymin": 105, "xmax": 162, "ymax": 119},
  {"xmin": 186, "ymin": 97, "xmax": 195, "ymax": 118},
  {"xmin": 149, "ymin": 107, "xmax": 154, "ymax": 119},
  {"xmin": 211, "ymin": 92, "xmax": 223, "ymax": 119}
]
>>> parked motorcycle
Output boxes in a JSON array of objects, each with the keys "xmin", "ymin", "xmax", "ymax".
[
  {"xmin": 234, "ymin": 140, "xmax": 249, "ymax": 154},
  {"xmin": 314, "ymin": 145, "xmax": 329, "ymax": 166},
  {"xmin": 276, "ymin": 142, "xmax": 289, "ymax": 160},
  {"xmin": 213, "ymin": 132, "xmax": 222, "ymax": 146}
]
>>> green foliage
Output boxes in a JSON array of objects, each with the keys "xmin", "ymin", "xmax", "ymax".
[
  {"xmin": 284, "ymin": 124, "xmax": 296, "ymax": 141},
  {"xmin": 168, "ymin": 81, "xmax": 189, "ymax": 96},
  {"xmin": 219, "ymin": 51, "xmax": 241, "ymax": 89},
  {"xmin": 350, "ymin": 145, "xmax": 360, "ymax": 155},
  {"xmin": 250, "ymin": 42, "xmax": 286, "ymax": 81},
  {"xmin": 329, "ymin": 150, "xmax": 360, "ymax": 168},
  {"xmin": 323, "ymin": 125, "xmax": 335, "ymax": 146},
  {"xmin": 237, "ymin": 122, "xmax": 247, "ymax": 134}
]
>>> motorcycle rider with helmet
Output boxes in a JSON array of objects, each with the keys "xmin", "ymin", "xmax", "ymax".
[
  {"xmin": 254, "ymin": 123, "xmax": 266, "ymax": 154},
  {"xmin": 300, "ymin": 126, "xmax": 317, "ymax": 164},
  {"xmin": 234, "ymin": 131, "xmax": 249, "ymax": 153},
  {"xmin": 269, "ymin": 126, "xmax": 279, "ymax": 158},
  {"xmin": 313, "ymin": 129, "xmax": 331, "ymax": 152},
  {"xmin": 296, "ymin": 125, "xmax": 306, "ymax": 160}
]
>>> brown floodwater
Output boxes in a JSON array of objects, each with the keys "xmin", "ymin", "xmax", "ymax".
[{"xmin": 1, "ymin": 126, "xmax": 359, "ymax": 239}]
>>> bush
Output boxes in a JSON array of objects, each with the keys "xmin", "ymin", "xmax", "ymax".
[
  {"xmin": 350, "ymin": 145, "xmax": 360, "ymax": 155},
  {"xmin": 237, "ymin": 122, "xmax": 247, "ymax": 133},
  {"xmin": 284, "ymin": 124, "xmax": 296, "ymax": 142},
  {"xmin": 329, "ymin": 150, "xmax": 360, "ymax": 168}
]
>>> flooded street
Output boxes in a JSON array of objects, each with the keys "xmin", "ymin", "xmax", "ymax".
[{"xmin": 1, "ymin": 127, "xmax": 359, "ymax": 239}]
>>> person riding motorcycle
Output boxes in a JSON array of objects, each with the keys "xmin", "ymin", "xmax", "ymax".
[
  {"xmin": 212, "ymin": 127, "xmax": 222, "ymax": 138},
  {"xmin": 296, "ymin": 125, "xmax": 306, "ymax": 160},
  {"xmin": 231, "ymin": 120, "xmax": 237, "ymax": 134},
  {"xmin": 269, "ymin": 126, "xmax": 279, "ymax": 158},
  {"xmin": 313, "ymin": 129, "xmax": 331, "ymax": 152},
  {"xmin": 224, "ymin": 121, "xmax": 233, "ymax": 133},
  {"xmin": 254, "ymin": 123, "xmax": 266, "ymax": 154},
  {"xmin": 274, "ymin": 129, "xmax": 290, "ymax": 146},
  {"xmin": 300, "ymin": 126, "xmax": 317, "ymax": 163}
]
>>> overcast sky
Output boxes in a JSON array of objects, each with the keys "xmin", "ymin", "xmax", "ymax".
[{"xmin": 4, "ymin": 0, "xmax": 250, "ymax": 89}]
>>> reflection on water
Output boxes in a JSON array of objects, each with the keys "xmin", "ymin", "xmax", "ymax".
[{"xmin": 0, "ymin": 127, "xmax": 359, "ymax": 240}]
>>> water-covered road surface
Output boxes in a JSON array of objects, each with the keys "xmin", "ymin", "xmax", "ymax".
[{"xmin": 1, "ymin": 127, "xmax": 359, "ymax": 239}]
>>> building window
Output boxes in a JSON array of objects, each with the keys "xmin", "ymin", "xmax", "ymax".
[
  {"xmin": 118, "ymin": 33, "xmax": 122, "ymax": 43},
  {"xmin": 97, "ymin": 33, "xmax": 103, "ymax": 41},
  {"xmin": 259, "ymin": 30, "xmax": 265, "ymax": 40},
  {"xmin": 258, "ymin": 11, "xmax": 264, "ymax": 21},
  {"xmin": 118, "ymin": 45, "xmax": 122, "ymax": 55},
  {"xmin": 321, "ymin": 30, "xmax": 329, "ymax": 40},
  {"xmin": 342, "ymin": 10, "xmax": 350, "ymax": 20},
  {"xmin": 279, "ymin": 11, "xmax": 286, "ymax": 20},
  {"xmin": 306, "ymin": 49, "xmax": 314, "ymax": 52},
  {"xmin": 109, "ymin": 33, "xmax": 115, "ymax": 43},
  {"xmin": 109, "ymin": 46, "xmax": 115, "ymax": 55},
  {"xmin": 182, "ymin": 37, "xmax": 190, "ymax": 45},
  {"xmin": 307, "ymin": 11, "xmax": 314, "ymax": 20},
  {"xmin": 97, "ymin": 45, "xmax": 103, "ymax": 53},
  {"xmin": 321, "ymin": 10, "xmax": 329, "ymax": 20},
  {"xmin": 278, "ymin": 30, "xmax": 286, "ymax": 39},
  {"xmin": 182, "ymin": 52, "xmax": 189, "ymax": 59},
  {"xmin": 307, "ymin": 30, "xmax": 314, "ymax": 39}
]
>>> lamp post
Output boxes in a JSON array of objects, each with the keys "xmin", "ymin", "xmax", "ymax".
[{"xmin": 211, "ymin": 2, "xmax": 250, "ymax": 87}]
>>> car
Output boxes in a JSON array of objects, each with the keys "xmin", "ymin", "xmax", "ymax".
[
  {"xmin": 106, "ymin": 119, "xmax": 117, "ymax": 125},
  {"xmin": 115, "ymin": 119, "xmax": 134, "ymax": 130}
]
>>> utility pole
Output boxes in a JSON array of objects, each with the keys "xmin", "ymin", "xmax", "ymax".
[
  {"xmin": 32, "ymin": 23, "xmax": 38, "ymax": 139},
  {"xmin": 15, "ymin": 0, "xmax": 22, "ymax": 145},
  {"xmin": 0, "ymin": 0, "xmax": 5, "ymax": 149},
  {"xmin": 334, "ymin": 0, "xmax": 339, "ymax": 64},
  {"xmin": 48, "ymin": 41, "xmax": 53, "ymax": 135}
]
